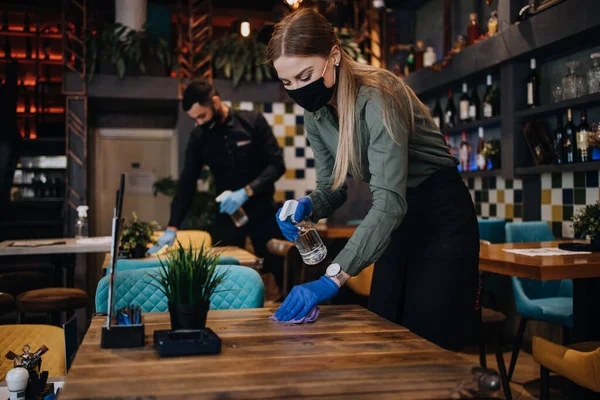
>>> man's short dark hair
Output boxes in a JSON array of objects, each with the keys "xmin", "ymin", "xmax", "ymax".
[{"xmin": 182, "ymin": 80, "xmax": 219, "ymax": 111}]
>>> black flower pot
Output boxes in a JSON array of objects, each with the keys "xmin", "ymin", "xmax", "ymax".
[
  {"xmin": 130, "ymin": 245, "xmax": 147, "ymax": 259},
  {"xmin": 169, "ymin": 302, "xmax": 210, "ymax": 331}
]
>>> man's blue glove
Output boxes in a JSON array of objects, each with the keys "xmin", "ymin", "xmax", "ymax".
[
  {"xmin": 147, "ymin": 229, "xmax": 176, "ymax": 254},
  {"xmin": 219, "ymin": 188, "xmax": 248, "ymax": 215},
  {"xmin": 275, "ymin": 196, "xmax": 312, "ymax": 242},
  {"xmin": 274, "ymin": 276, "xmax": 339, "ymax": 321}
]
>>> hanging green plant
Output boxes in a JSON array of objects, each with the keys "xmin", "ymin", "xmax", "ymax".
[
  {"xmin": 85, "ymin": 22, "xmax": 175, "ymax": 83},
  {"xmin": 211, "ymin": 34, "xmax": 276, "ymax": 88}
]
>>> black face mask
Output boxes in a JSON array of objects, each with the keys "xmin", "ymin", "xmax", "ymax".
[
  {"xmin": 286, "ymin": 59, "xmax": 336, "ymax": 112},
  {"xmin": 201, "ymin": 106, "xmax": 222, "ymax": 131}
]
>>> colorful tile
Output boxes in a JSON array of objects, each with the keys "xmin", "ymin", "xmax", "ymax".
[
  {"xmin": 562, "ymin": 205, "xmax": 573, "ymax": 221},
  {"xmin": 468, "ymin": 178, "xmax": 474, "ymax": 189},
  {"xmin": 497, "ymin": 190, "xmax": 505, "ymax": 204},
  {"xmin": 551, "ymin": 188, "xmax": 562, "ymax": 204},
  {"xmin": 285, "ymin": 169, "xmax": 296, "ymax": 179},
  {"xmin": 306, "ymin": 159, "xmax": 315, "ymax": 168},
  {"xmin": 514, "ymin": 204, "xmax": 523, "ymax": 219},
  {"xmin": 474, "ymin": 178, "xmax": 482, "ymax": 190},
  {"xmin": 285, "ymin": 102, "xmax": 294, "ymax": 114},
  {"xmin": 475, "ymin": 191, "xmax": 482, "ymax": 203},
  {"xmin": 514, "ymin": 190, "xmax": 522, "ymax": 204},
  {"xmin": 505, "ymin": 189, "xmax": 514, "ymax": 203},
  {"xmin": 505, "ymin": 179, "xmax": 514, "ymax": 189},
  {"xmin": 496, "ymin": 177, "xmax": 505, "ymax": 190},
  {"xmin": 541, "ymin": 204, "xmax": 552, "ymax": 221},
  {"xmin": 496, "ymin": 204, "xmax": 505, "ymax": 218},
  {"xmin": 541, "ymin": 173, "xmax": 552, "ymax": 189},
  {"xmin": 263, "ymin": 103, "xmax": 273, "ymax": 113},
  {"xmin": 285, "ymin": 126, "xmax": 296, "ymax": 137},
  {"xmin": 285, "ymin": 137, "xmax": 294, "ymax": 146},
  {"xmin": 551, "ymin": 172, "xmax": 562, "ymax": 188},
  {"xmin": 505, "ymin": 204, "xmax": 514, "ymax": 219},
  {"xmin": 586, "ymin": 188, "xmax": 599, "ymax": 205},
  {"xmin": 574, "ymin": 188, "xmax": 586, "ymax": 205},
  {"xmin": 489, "ymin": 177, "xmax": 497, "ymax": 189},
  {"xmin": 276, "ymin": 137, "xmax": 285, "ymax": 147},
  {"xmin": 481, "ymin": 203, "xmax": 490, "ymax": 217},
  {"xmin": 296, "ymin": 115, "xmax": 304, "ymax": 125},
  {"xmin": 514, "ymin": 179, "xmax": 523, "ymax": 190},
  {"xmin": 552, "ymin": 205, "xmax": 563, "ymax": 221},
  {"xmin": 552, "ymin": 221, "xmax": 563, "ymax": 238},
  {"xmin": 488, "ymin": 190, "xmax": 497, "ymax": 204},
  {"xmin": 482, "ymin": 178, "xmax": 489, "ymax": 190},
  {"xmin": 296, "ymin": 125, "xmax": 305, "ymax": 136},
  {"xmin": 541, "ymin": 189, "xmax": 551, "ymax": 204},
  {"xmin": 574, "ymin": 171, "xmax": 586, "ymax": 188},
  {"xmin": 295, "ymin": 148, "xmax": 305, "ymax": 157},
  {"xmin": 274, "ymin": 190, "xmax": 285, "ymax": 202},
  {"xmin": 481, "ymin": 190, "xmax": 489, "ymax": 203},
  {"xmin": 586, "ymin": 171, "xmax": 599, "ymax": 187},
  {"xmin": 274, "ymin": 115, "xmax": 284, "ymax": 125},
  {"xmin": 475, "ymin": 203, "xmax": 481, "ymax": 215},
  {"xmin": 295, "ymin": 169, "xmax": 305, "ymax": 179},
  {"xmin": 489, "ymin": 204, "xmax": 497, "ymax": 217},
  {"xmin": 562, "ymin": 188, "xmax": 574, "ymax": 205},
  {"xmin": 562, "ymin": 172, "xmax": 574, "ymax": 188}
]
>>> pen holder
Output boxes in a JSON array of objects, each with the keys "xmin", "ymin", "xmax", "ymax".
[{"xmin": 101, "ymin": 320, "xmax": 145, "ymax": 349}]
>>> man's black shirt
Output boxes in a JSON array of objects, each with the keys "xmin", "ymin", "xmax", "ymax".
[{"xmin": 168, "ymin": 109, "xmax": 285, "ymax": 228}]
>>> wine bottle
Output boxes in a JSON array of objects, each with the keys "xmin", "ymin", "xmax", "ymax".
[
  {"xmin": 564, "ymin": 108, "xmax": 576, "ymax": 163},
  {"xmin": 432, "ymin": 97, "xmax": 444, "ymax": 130},
  {"xmin": 444, "ymin": 90, "xmax": 457, "ymax": 129},
  {"xmin": 445, "ymin": 134, "xmax": 454, "ymax": 156},
  {"xmin": 404, "ymin": 43, "xmax": 416, "ymax": 75},
  {"xmin": 25, "ymin": 36, "xmax": 32, "ymax": 59},
  {"xmin": 23, "ymin": 13, "xmax": 30, "ymax": 32},
  {"xmin": 459, "ymin": 131, "xmax": 471, "ymax": 171},
  {"xmin": 459, "ymin": 83, "xmax": 470, "ymax": 123},
  {"xmin": 469, "ymin": 86, "xmax": 481, "ymax": 121},
  {"xmin": 4, "ymin": 37, "xmax": 11, "ymax": 59},
  {"xmin": 483, "ymin": 74, "xmax": 494, "ymax": 118},
  {"xmin": 476, "ymin": 127, "xmax": 486, "ymax": 170},
  {"xmin": 553, "ymin": 115, "xmax": 564, "ymax": 165},
  {"xmin": 577, "ymin": 110, "xmax": 590, "ymax": 163},
  {"xmin": 527, "ymin": 58, "xmax": 540, "ymax": 108}
]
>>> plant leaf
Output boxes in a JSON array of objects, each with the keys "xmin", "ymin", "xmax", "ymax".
[{"xmin": 116, "ymin": 58, "xmax": 126, "ymax": 79}]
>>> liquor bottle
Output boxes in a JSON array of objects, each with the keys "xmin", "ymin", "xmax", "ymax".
[
  {"xmin": 459, "ymin": 131, "xmax": 471, "ymax": 171},
  {"xmin": 404, "ymin": 44, "xmax": 416, "ymax": 75},
  {"xmin": 4, "ymin": 37, "xmax": 11, "ymax": 59},
  {"xmin": 23, "ymin": 13, "xmax": 30, "ymax": 32},
  {"xmin": 467, "ymin": 13, "xmax": 480, "ymax": 45},
  {"xmin": 526, "ymin": 58, "xmax": 540, "ymax": 108},
  {"xmin": 445, "ymin": 134, "xmax": 454, "ymax": 156},
  {"xmin": 444, "ymin": 90, "xmax": 457, "ymax": 129},
  {"xmin": 459, "ymin": 83, "xmax": 470, "ymax": 123},
  {"xmin": 415, "ymin": 40, "xmax": 425, "ymax": 70},
  {"xmin": 577, "ymin": 110, "xmax": 590, "ymax": 163},
  {"xmin": 553, "ymin": 115, "xmax": 564, "ymax": 164},
  {"xmin": 483, "ymin": 74, "xmax": 494, "ymax": 118},
  {"xmin": 469, "ymin": 86, "xmax": 481, "ymax": 121},
  {"xmin": 564, "ymin": 108, "xmax": 576, "ymax": 163},
  {"xmin": 432, "ymin": 97, "xmax": 444, "ymax": 130},
  {"xmin": 476, "ymin": 127, "xmax": 486, "ymax": 170},
  {"xmin": 25, "ymin": 36, "xmax": 32, "ymax": 59}
]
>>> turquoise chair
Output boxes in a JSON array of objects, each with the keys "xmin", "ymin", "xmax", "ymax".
[
  {"xmin": 505, "ymin": 221, "xmax": 573, "ymax": 381},
  {"xmin": 109, "ymin": 256, "xmax": 240, "ymax": 273},
  {"xmin": 478, "ymin": 219, "xmax": 506, "ymax": 244},
  {"xmin": 95, "ymin": 265, "xmax": 264, "ymax": 313}
]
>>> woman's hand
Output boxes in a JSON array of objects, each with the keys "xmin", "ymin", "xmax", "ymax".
[
  {"xmin": 274, "ymin": 276, "xmax": 339, "ymax": 321},
  {"xmin": 275, "ymin": 197, "xmax": 313, "ymax": 242}
]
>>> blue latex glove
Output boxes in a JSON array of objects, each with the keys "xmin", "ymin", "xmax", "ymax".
[
  {"xmin": 274, "ymin": 276, "xmax": 339, "ymax": 321},
  {"xmin": 147, "ymin": 229, "xmax": 176, "ymax": 254},
  {"xmin": 219, "ymin": 188, "xmax": 248, "ymax": 215},
  {"xmin": 275, "ymin": 196, "xmax": 312, "ymax": 242}
]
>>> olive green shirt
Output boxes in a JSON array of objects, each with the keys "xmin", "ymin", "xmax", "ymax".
[{"xmin": 305, "ymin": 87, "xmax": 458, "ymax": 276}]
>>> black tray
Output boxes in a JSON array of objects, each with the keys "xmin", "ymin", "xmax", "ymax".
[
  {"xmin": 558, "ymin": 242, "xmax": 600, "ymax": 252},
  {"xmin": 154, "ymin": 328, "xmax": 221, "ymax": 357}
]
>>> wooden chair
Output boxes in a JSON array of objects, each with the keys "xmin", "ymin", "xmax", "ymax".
[
  {"xmin": 16, "ymin": 288, "xmax": 88, "ymax": 325},
  {"xmin": 0, "ymin": 292, "xmax": 15, "ymax": 315},
  {"xmin": 267, "ymin": 239, "xmax": 301, "ymax": 297},
  {"xmin": 479, "ymin": 239, "xmax": 512, "ymax": 400}
]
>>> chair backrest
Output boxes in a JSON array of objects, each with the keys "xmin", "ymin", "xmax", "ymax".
[
  {"xmin": 95, "ymin": 264, "xmax": 264, "ymax": 313},
  {"xmin": 505, "ymin": 221, "xmax": 554, "ymax": 243},
  {"xmin": 478, "ymin": 219, "xmax": 506, "ymax": 243},
  {"xmin": 505, "ymin": 222, "xmax": 573, "ymax": 300},
  {"xmin": 0, "ymin": 324, "xmax": 65, "ymax": 381},
  {"xmin": 62, "ymin": 314, "xmax": 78, "ymax": 372},
  {"xmin": 113, "ymin": 255, "xmax": 240, "ymax": 273}
]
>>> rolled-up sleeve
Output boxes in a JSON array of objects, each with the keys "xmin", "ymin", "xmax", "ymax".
[
  {"xmin": 333, "ymin": 96, "xmax": 409, "ymax": 276},
  {"xmin": 305, "ymin": 113, "xmax": 348, "ymax": 221}
]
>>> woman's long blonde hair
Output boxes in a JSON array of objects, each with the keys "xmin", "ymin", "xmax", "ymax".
[{"xmin": 266, "ymin": 8, "xmax": 435, "ymax": 189}]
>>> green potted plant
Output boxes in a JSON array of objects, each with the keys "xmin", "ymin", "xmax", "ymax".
[
  {"xmin": 121, "ymin": 212, "xmax": 161, "ymax": 259},
  {"xmin": 150, "ymin": 242, "xmax": 229, "ymax": 330},
  {"xmin": 482, "ymin": 139, "xmax": 501, "ymax": 170},
  {"xmin": 572, "ymin": 201, "xmax": 600, "ymax": 249}
]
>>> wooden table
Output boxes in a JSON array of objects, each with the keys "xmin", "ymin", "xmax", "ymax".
[
  {"xmin": 479, "ymin": 241, "xmax": 600, "ymax": 342},
  {"xmin": 315, "ymin": 224, "xmax": 357, "ymax": 239},
  {"xmin": 60, "ymin": 305, "xmax": 483, "ymax": 399},
  {"xmin": 100, "ymin": 246, "xmax": 263, "ymax": 271}
]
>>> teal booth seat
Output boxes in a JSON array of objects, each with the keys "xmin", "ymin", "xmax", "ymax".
[
  {"xmin": 478, "ymin": 219, "xmax": 506, "ymax": 243},
  {"xmin": 95, "ymin": 264, "xmax": 264, "ymax": 313},
  {"xmin": 505, "ymin": 221, "xmax": 574, "ymax": 381},
  {"xmin": 108, "ymin": 256, "xmax": 240, "ymax": 274}
]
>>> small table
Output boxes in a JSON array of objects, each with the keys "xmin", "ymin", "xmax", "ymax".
[
  {"xmin": 60, "ymin": 305, "xmax": 480, "ymax": 399},
  {"xmin": 100, "ymin": 246, "xmax": 263, "ymax": 271},
  {"xmin": 315, "ymin": 223, "xmax": 357, "ymax": 239},
  {"xmin": 479, "ymin": 241, "xmax": 600, "ymax": 342}
]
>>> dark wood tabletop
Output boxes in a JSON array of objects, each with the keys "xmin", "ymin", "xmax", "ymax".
[
  {"xmin": 315, "ymin": 224, "xmax": 357, "ymax": 239},
  {"xmin": 60, "ymin": 305, "xmax": 481, "ymax": 399},
  {"xmin": 479, "ymin": 241, "xmax": 600, "ymax": 280}
]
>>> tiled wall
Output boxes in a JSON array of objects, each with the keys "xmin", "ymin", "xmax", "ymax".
[
  {"xmin": 465, "ymin": 176, "xmax": 524, "ymax": 222},
  {"xmin": 541, "ymin": 171, "xmax": 600, "ymax": 238},
  {"xmin": 224, "ymin": 101, "xmax": 316, "ymax": 205}
]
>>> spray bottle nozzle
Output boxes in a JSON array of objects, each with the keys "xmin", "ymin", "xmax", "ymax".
[
  {"xmin": 279, "ymin": 200, "xmax": 299, "ymax": 224},
  {"xmin": 76, "ymin": 205, "xmax": 89, "ymax": 218}
]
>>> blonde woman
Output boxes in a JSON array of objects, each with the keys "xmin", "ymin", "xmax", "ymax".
[{"xmin": 269, "ymin": 8, "xmax": 480, "ymax": 350}]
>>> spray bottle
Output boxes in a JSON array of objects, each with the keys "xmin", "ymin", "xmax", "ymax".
[
  {"xmin": 279, "ymin": 199, "xmax": 327, "ymax": 265},
  {"xmin": 76, "ymin": 205, "xmax": 89, "ymax": 239}
]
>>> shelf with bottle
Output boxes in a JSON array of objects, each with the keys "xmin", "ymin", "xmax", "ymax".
[
  {"xmin": 0, "ymin": 30, "xmax": 61, "ymax": 39},
  {"xmin": 0, "ymin": 57, "xmax": 62, "ymax": 65},
  {"xmin": 446, "ymin": 126, "xmax": 502, "ymax": 176},
  {"xmin": 516, "ymin": 92, "xmax": 600, "ymax": 118}
]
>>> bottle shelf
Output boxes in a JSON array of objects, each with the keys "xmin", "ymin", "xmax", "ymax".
[
  {"xmin": 0, "ymin": 30, "xmax": 61, "ymax": 39},
  {"xmin": 460, "ymin": 169, "xmax": 503, "ymax": 178},
  {"xmin": 515, "ymin": 160, "xmax": 600, "ymax": 176},
  {"xmin": 15, "ymin": 167, "xmax": 66, "ymax": 173},
  {"xmin": 441, "ymin": 115, "xmax": 501, "ymax": 135},
  {"xmin": 515, "ymin": 92, "xmax": 600, "ymax": 118},
  {"xmin": 0, "ymin": 57, "xmax": 62, "ymax": 65}
]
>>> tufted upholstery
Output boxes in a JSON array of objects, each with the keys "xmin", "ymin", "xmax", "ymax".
[
  {"xmin": 112, "ymin": 255, "xmax": 240, "ymax": 273},
  {"xmin": 0, "ymin": 324, "xmax": 66, "ymax": 381},
  {"xmin": 95, "ymin": 265, "xmax": 264, "ymax": 313}
]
